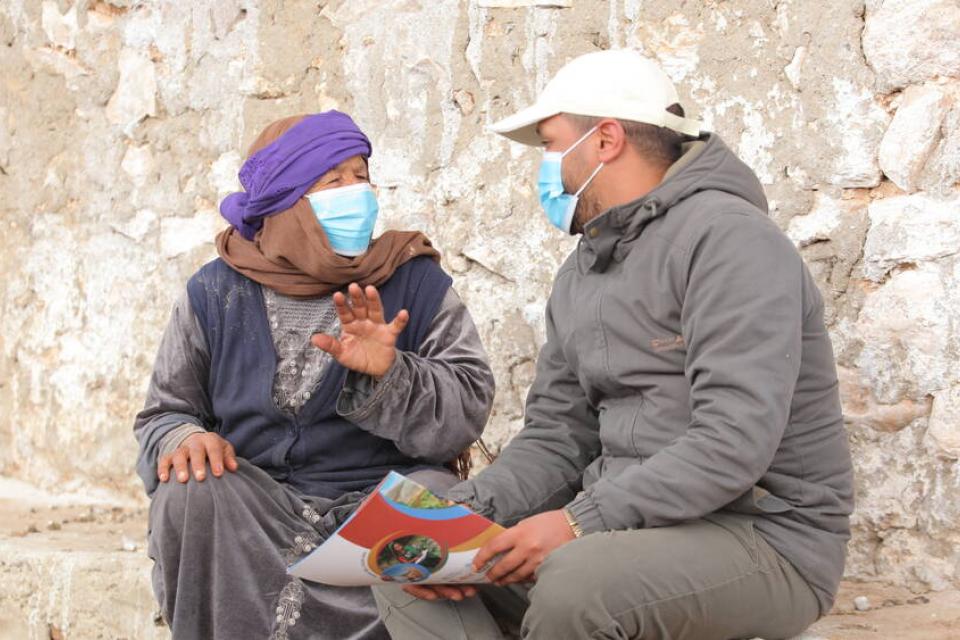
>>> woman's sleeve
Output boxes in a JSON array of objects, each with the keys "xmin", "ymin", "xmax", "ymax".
[
  {"xmin": 133, "ymin": 291, "xmax": 214, "ymax": 496},
  {"xmin": 336, "ymin": 287, "xmax": 495, "ymax": 463}
]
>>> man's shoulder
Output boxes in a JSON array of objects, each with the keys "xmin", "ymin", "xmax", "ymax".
[{"xmin": 657, "ymin": 193, "xmax": 790, "ymax": 257}]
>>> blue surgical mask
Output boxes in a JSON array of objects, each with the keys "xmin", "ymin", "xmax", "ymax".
[
  {"xmin": 537, "ymin": 126, "xmax": 604, "ymax": 234},
  {"xmin": 306, "ymin": 183, "xmax": 379, "ymax": 256}
]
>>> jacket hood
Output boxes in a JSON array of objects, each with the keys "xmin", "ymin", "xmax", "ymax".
[
  {"xmin": 648, "ymin": 132, "xmax": 768, "ymax": 215},
  {"xmin": 578, "ymin": 133, "xmax": 768, "ymax": 272}
]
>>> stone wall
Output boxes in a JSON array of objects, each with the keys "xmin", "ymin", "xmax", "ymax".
[{"xmin": 1, "ymin": 0, "xmax": 958, "ymax": 592}]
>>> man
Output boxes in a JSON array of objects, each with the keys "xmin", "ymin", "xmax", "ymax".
[{"xmin": 373, "ymin": 49, "xmax": 854, "ymax": 640}]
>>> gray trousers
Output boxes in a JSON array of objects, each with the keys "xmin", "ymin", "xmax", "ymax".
[{"xmin": 373, "ymin": 514, "xmax": 820, "ymax": 640}]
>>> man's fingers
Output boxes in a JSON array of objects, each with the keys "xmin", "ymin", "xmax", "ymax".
[
  {"xmin": 311, "ymin": 333, "xmax": 344, "ymax": 358},
  {"xmin": 484, "ymin": 549, "xmax": 525, "ymax": 583},
  {"xmin": 206, "ymin": 438, "xmax": 225, "ymax": 477},
  {"xmin": 474, "ymin": 529, "xmax": 516, "ymax": 570},
  {"xmin": 348, "ymin": 283, "xmax": 368, "ymax": 320},
  {"xmin": 332, "ymin": 291, "xmax": 356, "ymax": 324},
  {"xmin": 172, "ymin": 450, "xmax": 190, "ymax": 483},
  {"xmin": 495, "ymin": 558, "xmax": 538, "ymax": 586},
  {"xmin": 188, "ymin": 441, "xmax": 208, "ymax": 481},
  {"xmin": 223, "ymin": 441, "xmax": 239, "ymax": 472},
  {"xmin": 432, "ymin": 585, "xmax": 474, "ymax": 601},
  {"xmin": 401, "ymin": 585, "xmax": 441, "ymax": 601},
  {"xmin": 389, "ymin": 309, "xmax": 410, "ymax": 337},
  {"xmin": 400, "ymin": 584, "xmax": 475, "ymax": 601},
  {"xmin": 364, "ymin": 286, "xmax": 386, "ymax": 324},
  {"xmin": 157, "ymin": 454, "xmax": 173, "ymax": 482}
]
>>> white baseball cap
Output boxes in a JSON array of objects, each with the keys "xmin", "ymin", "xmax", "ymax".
[{"xmin": 490, "ymin": 49, "xmax": 701, "ymax": 146}]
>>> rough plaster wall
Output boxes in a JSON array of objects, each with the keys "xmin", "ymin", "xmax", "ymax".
[{"xmin": 1, "ymin": 0, "xmax": 958, "ymax": 592}]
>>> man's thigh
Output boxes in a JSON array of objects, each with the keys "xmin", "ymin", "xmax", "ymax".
[{"xmin": 524, "ymin": 514, "xmax": 819, "ymax": 640}]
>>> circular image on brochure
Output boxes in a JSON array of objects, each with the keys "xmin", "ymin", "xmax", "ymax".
[{"xmin": 374, "ymin": 534, "xmax": 447, "ymax": 583}]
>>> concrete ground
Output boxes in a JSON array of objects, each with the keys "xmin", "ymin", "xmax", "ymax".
[{"xmin": 0, "ymin": 478, "xmax": 957, "ymax": 640}]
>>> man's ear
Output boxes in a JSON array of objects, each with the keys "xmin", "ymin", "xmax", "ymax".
[{"xmin": 596, "ymin": 119, "xmax": 627, "ymax": 164}]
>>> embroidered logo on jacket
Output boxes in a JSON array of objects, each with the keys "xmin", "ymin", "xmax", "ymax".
[{"xmin": 650, "ymin": 335, "xmax": 685, "ymax": 352}]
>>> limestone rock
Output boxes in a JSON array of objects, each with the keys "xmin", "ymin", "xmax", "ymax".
[
  {"xmin": 827, "ymin": 78, "xmax": 889, "ymax": 188},
  {"xmin": 41, "ymin": 1, "xmax": 78, "ymax": 51},
  {"xmin": 121, "ymin": 144, "xmax": 155, "ymax": 185},
  {"xmin": 106, "ymin": 48, "xmax": 157, "ymax": 135},
  {"xmin": 862, "ymin": 192, "xmax": 960, "ymax": 282},
  {"xmin": 928, "ymin": 385, "xmax": 960, "ymax": 458},
  {"xmin": 634, "ymin": 13, "xmax": 705, "ymax": 83},
  {"xmin": 784, "ymin": 46, "xmax": 806, "ymax": 90},
  {"xmin": 919, "ymin": 103, "xmax": 960, "ymax": 195},
  {"xmin": 863, "ymin": 0, "xmax": 960, "ymax": 92},
  {"xmin": 787, "ymin": 192, "xmax": 842, "ymax": 248},
  {"xmin": 478, "ymin": 0, "xmax": 571, "ymax": 6},
  {"xmin": 210, "ymin": 151, "xmax": 242, "ymax": 196},
  {"xmin": 855, "ymin": 263, "xmax": 958, "ymax": 403},
  {"xmin": 879, "ymin": 85, "xmax": 948, "ymax": 192},
  {"xmin": 0, "ymin": 106, "xmax": 10, "ymax": 170},
  {"xmin": 839, "ymin": 366, "xmax": 932, "ymax": 433},
  {"xmin": 159, "ymin": 209, "xmax": 224, "ymax": 259},
  {"xmin": 111, "ymin": 209, "xmax": 158, "ymax": 243}
]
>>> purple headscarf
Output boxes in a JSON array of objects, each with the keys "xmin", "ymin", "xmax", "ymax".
[{"xmin": 220, "ymin": 111, "xmax": 373, "ymax": 240}]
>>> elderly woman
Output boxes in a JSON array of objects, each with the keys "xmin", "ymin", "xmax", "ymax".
[{"xmin": 134, "ymin": 111, "xmax": 495, "ymax": 640}]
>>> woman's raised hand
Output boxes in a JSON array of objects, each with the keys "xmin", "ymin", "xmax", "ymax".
[{"xmin": 311, "ymin": 283, "xmax": 408, "ymax": 378}]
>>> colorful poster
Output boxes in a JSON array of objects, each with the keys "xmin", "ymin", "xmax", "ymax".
[{"xmin": 288, "ymin": 472, "xmax": 504, "ymax": 586}]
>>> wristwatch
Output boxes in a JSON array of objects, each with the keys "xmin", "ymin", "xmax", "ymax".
[{"xmin": 562, "ymin": 508, "xmax": 585, "ymax": 538}]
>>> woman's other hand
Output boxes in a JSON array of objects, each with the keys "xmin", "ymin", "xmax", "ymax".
[
  {"xmin": 311, "ymin": 283, "xmax": 407, "ymax": 378},
  {"xmin": 157, "ymin": 432, "xmax": 239, "ymax": 483}
]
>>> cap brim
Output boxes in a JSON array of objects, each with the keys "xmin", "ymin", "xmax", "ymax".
[{"xmin": 488, "ymin": 102, "xmax": 559, "ymax": 146}]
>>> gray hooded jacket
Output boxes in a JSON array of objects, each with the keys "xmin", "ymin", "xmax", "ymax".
[{"xmin": 447, "ymin": 133, "xmax": 855, "ymax": 613}]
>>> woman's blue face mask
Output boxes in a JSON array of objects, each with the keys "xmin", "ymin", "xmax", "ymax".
[
  {"xmin": 537, "ymin": 125, "xmax": 604, "ymax": 234},
  {"xmin": 306, "ymin": 183, "xmax": 379, "ymax": 256}
]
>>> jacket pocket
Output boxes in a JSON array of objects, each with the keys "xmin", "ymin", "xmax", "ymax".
[
  {"xmin": 724, "ymin": 486, "xmax": 795, "ymax": 516},
  {"xmin": 629, "ymin": 396, "xmax": 648, "ymax": 458},
  {"xmin": 703, "ymin": 513, "xmax": 762, "ymax": 568},
  {"xmin": 598, "ymin": 395, "xmax": 645, "ymax": 459}
]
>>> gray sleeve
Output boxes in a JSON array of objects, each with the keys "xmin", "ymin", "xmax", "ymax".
[
  {"xmin": 445, "ymin": 280, "xmax": 602, "ymax": 526},
  {"xmin": 157, "ymin": 423, "xmax": 208, "ymax": 458},
  {"xmin": 336, "ymin": 287, "xmax": 495, "ymax": 464},
  {"xmin": 134, "ymin": 290, "xmax": 214, "ymax": 496},
  {"xmin": 565, "ymin": 214, "xmax": 804, "ymax": 534}
]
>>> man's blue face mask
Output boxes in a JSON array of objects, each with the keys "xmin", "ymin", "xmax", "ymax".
[
  {"xmin": 306, "ymin": 182, "xmax": 379, "ymax": 256},
  {"xmin": 537, "ymin": 125, "xmax": 604, "ymax": 234}
]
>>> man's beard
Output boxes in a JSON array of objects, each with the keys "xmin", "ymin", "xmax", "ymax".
[{"xmin": 570, "ymin": 192, "xmax": 605, "ymax": 235}]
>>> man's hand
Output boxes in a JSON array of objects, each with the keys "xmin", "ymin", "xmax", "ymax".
[
  {"xmin": 400, "ymin": 510, "xmax": 577, "ymax": 601},
  {"xmin": 401, "ymin": 584, "xmax": 478, "ymax": 602},
  {"xmin": 474, "ymin": 510, "xmax": 576, "ymax": 586},
  {"xmin": 157, "ymin": 432, "xmax": 239, "ymax": 483},
  {"xmin": 311, "ymin": 283, "xmax": 407, "ymax": 378}
]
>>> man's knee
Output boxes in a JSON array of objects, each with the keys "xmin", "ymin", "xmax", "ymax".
[
  {"xmin": 524, "ymin": 534, "xmax": 630, "ymax": 635},
  {"xmin": 371, "ymin": 584, "xmax": 422, "ymax": 615},
  {"xmin": 524, "ymin": 531, "xmax": 693, "ymax": 638}
]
